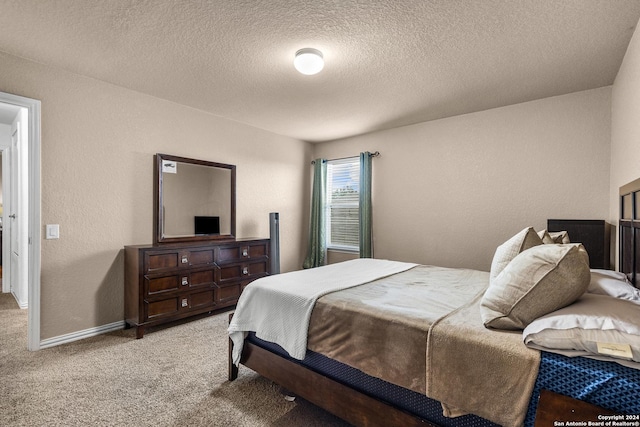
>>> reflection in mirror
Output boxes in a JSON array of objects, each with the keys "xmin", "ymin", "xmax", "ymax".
[{"xmin": 155, "ymin": 154, "xmax": 236, "ymax": 244}]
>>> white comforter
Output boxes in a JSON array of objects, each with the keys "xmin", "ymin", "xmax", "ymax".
[{"xmin": 228, "ymin": 258, "xmax": 417, "ymax": 365}]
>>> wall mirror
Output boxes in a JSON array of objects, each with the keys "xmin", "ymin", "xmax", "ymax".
[{"xmin": 154, "ymin": 153, "xmax": 236, "ymax": 244}]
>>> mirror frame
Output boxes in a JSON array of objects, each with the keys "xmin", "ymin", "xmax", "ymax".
[{"xmin": 154, "ymin": 153, "xmax": 236, "ymax": 244}]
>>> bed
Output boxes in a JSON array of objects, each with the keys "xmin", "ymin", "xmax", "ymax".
[{"xmin": 227, "ymin": 180, "xmax": 640, "ymax": 427}]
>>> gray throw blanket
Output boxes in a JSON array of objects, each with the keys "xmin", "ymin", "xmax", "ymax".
[{"xmin": 426, "ymin": 291, "xmax": 540, "ymax": 427}]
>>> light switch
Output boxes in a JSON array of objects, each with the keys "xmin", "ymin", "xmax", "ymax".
[{"xmin": 46, "ymin": 224, "xmax": 60, "ymax": 239}]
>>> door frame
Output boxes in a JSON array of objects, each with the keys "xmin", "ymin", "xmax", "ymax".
[
  {"xmin": 0, "ymin": 92, "xmax": 41, "ymax": 351},
  {"xmin": 1, "ymin": 145, "xmax": 10, "ymax": 295}
]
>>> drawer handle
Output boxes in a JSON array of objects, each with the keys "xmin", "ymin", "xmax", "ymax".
[
  {"xmin": 181, "ymin": 256, "xmax": 188, "ymax": 264},
  {"xmin": 181, "ymin": 277, "xmax": 189, "ymax": 286},
  {"xmin": 242, "ymin": 267, "xmax": 249, "ymax": 275},
  {"xmin": 181, "ymin": 298, "xmax": 188, "ymax": 308},
  {"xmin": 242, "ymin": 248, "xmax": 249, "ymax": 257}
]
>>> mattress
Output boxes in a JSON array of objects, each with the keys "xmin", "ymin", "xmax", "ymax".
[
  {"xmin": 524, "ymin": 351, "xmax": 640, "ymax": 426},
  {"xmin": 248, "ymin": 332, "xmax": 499, "ymax": 427},
  {"xmin": 249, "ymin": 333, "xmax": 640, "ymax": 426}
]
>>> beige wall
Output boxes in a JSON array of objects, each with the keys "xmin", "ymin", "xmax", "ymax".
[
  {"xmin": 0, "ymin": 52, "xmax": 311, "ymax": 340},
  {"xmin": 611, "ymin": 17, "xmax": 640, "ymax": 267},
  {"xmin": 314, "ymin": 87, "xmax": 612, "ymax": 271}
]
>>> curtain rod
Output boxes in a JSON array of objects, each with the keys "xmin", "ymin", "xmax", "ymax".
[{"xmin": 311, "ymin": 151, "xmax": 380, "ymax": 164}]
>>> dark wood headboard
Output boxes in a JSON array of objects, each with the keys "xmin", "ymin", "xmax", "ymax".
[{"xmin": 619, "ymin": 177, "xmax": 640, "ymax": 288}]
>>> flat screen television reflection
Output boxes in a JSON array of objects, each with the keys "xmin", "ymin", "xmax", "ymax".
[{"xmin": 194, "ymin": 216, "xmax": 220, "ymax": 235}]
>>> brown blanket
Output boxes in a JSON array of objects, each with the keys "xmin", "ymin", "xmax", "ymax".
[
  {"xmin": 426, "ymin": 292, "xmax": 540, "ymax": 427},
  {"xmin": 308, "ymin": 265, "xmax": 488, "ymax": 393}
]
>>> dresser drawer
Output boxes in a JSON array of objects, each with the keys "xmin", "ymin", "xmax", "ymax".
[
  {"xmin": 218, "ymin": 241, "xmax": 268, "ymax": 264},
  {"xmin": 184, "ymin": 248, "xmax": 216, "ymax": 268},
  {"xmin": 145, "ymin": 275, "xmax": 180, "ymax": 296},
  {"xmin": 146, "ymin": 297, "xmax": 180, "ymax": 320},
  {"xmin": 144, "ymin": 289, "xmax": 216, "ymax": 321},
  {"xmin": 185, "ymin": 268, "xmax": 217, "ymax": 289},
  {"xmin": 145, "ymin": 267, "xmax": 217, "ymax": 297},
  {"xmin": 145, "ymin": 251, "xmax": 180, "ymax": 273},
  {"xmin": 218, "ymin": 283, "xmax": 241, "ymax": 304},
  {"xmin": 144, "ymin": 247, "xmax": 215, "ymax": 273},
  {"xmin": 185, "ymin": 289, "xmax": 216, "ymax": 310},
  {"xmin": 218, "ymin": 277, "xmax": 264, "ymax": 304},
  {"xmin": 218, "ymin": 260, "xmax": 268, "ymax": 285}
]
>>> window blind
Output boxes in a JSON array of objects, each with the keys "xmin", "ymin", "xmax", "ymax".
[{"xmin": 326, "ymin": 157, "xmax": 359, "ymax": 251}]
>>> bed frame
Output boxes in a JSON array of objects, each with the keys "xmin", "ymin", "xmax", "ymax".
[
  {"xmin": 227, "ymin": 179, "xmax": 640, "ymax": 426},
  {"xmin": 620, "ymin": 177, "xmax": 640, "ymax": 288},
  {"xmin": 228, "ymin": 328, "xmax": 615, "ymax": 426}
]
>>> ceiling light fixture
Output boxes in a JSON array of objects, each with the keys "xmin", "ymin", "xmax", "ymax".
[{"xmin": 294, "ymin": 48, "xmax": 324, "ymax": 75}]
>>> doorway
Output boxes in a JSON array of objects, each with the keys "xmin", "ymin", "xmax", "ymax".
[
  {"xmin": 0, "ymin": 92, "xmax": 41, "ymax": 351},
  {"xmin": 1, "ymin": 106, "xmax": 28, "ymax": 308}
]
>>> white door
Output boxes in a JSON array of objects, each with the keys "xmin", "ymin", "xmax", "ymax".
[
  {"xmin": 0, "ymin": 92, "xmax": 41, "ymax": 351},
  {"xmin": 9, "ymin": 109, "xmax": 28, "ymax": 308}
]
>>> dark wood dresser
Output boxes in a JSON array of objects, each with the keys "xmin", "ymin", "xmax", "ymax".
[
  {"xmin": 547, "ymin": 219, "xmax": 611, "ymax": 269},
  {"xmin": 125, "ymin": 238, "xmax": 269, "ymax": 338}
]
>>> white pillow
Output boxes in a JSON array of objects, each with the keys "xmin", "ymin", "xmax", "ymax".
[
  {"xmin": 489, "ymin": 227, "xmax": 542, "ymax": 284},
  {"xmin": 588, "ymin": 269, "xmax": 640, "ymax": 304},
  {"xmin": 482, "ymin": 244, "xmax": 590, "ymax": 330},
  {"xmin": 523, "ymin": 293, "xmax": 640, "ymax": 369}
]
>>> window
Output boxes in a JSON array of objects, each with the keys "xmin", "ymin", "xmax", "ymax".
[{"xmin": 326, "ymin": 157, "xmax": 359, "ymax": 251}]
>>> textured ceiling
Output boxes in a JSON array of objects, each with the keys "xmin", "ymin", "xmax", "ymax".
[{"xmin": 1, "ymin": 1, "xmax": 639, "ymax": 142}]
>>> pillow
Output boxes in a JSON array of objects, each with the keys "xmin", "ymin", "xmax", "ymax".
[
  {"xmin": 489, "ymin": 227, "xmax": 542, "ymax": 284},
  {"xmin": 549, "ymin": 231, "xmax": 570, "ymax": 244},
  {"xmin": 523, "ymin": 293, "xmax": 640, "ymax": 368},
  {"xmin": 588, "ymin": 269, "xmax": 640, "ymax": 303},
  {"xmin": 537, "ymin": 229, "xmax": 571, "ymax": 244},
  {"xmin": 537, "ymin": 229, "xmax": 555, "ymax": 244},
  {"xmin": 481, "ymin": 244, "xmax": 590, "ymax": 330}
]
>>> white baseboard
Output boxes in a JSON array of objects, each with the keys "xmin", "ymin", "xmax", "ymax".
[
  {"xmin": 11, "ymin": 290, "xmax": 28, "ymax": 309},
  {"xmin": 39, "ymin": 320, "xmax": 125, "ymax": 349}
]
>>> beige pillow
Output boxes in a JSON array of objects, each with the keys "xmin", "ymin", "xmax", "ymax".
[
  {"xmin": 538, "ymin": 229, "xmax": 571, "ymax": 244},
  {"xmin": 489, "ymin": 227, "xmax": 543, "ymax": 283},
  {"xmin": 481, "ymin": 244, "xmax": 590, "ymax": 330},
  {"xmin": 537, "ymin": 229, "xmax": 555, "ymax": 244},
  {"xmin": 549, "ymin": 231, "xmax": 570, "ymax": 244}
]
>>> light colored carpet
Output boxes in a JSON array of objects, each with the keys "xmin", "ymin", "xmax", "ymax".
[{"xmin": 0, "ymin": 293, "xmax": 350, "ymax": 426}]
